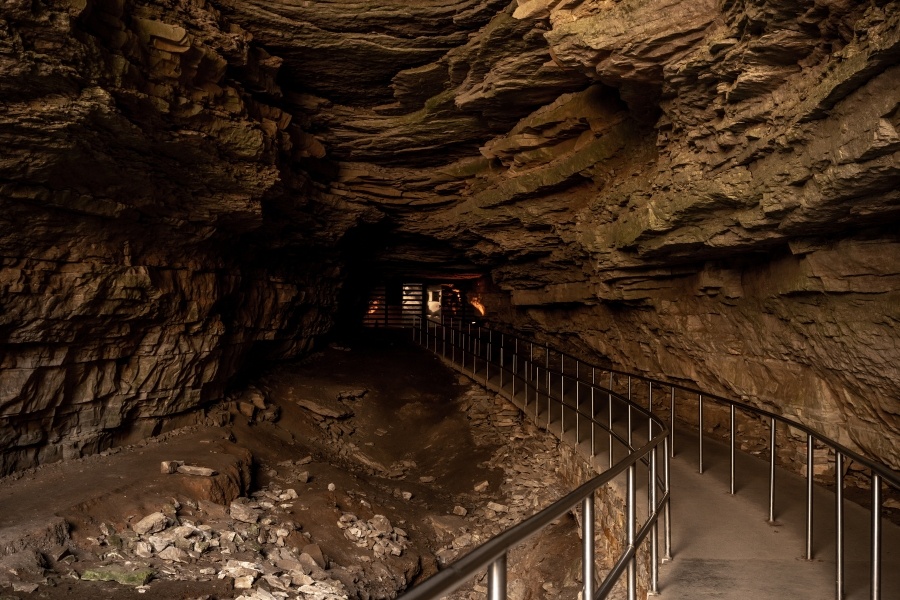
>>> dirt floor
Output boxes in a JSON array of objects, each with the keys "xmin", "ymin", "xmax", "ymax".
[{"xmin": 0, "ymin": 332, "xmax": 582, "ymax": 600}]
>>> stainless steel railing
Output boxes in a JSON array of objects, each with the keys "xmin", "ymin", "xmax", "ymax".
[
  {"xmin": 405, "ymin": 317, "xmax": 671, "ymax": 600},
  {"xmin": 426, "ymin": 317, "xmax": 900, "ymax": 600}
]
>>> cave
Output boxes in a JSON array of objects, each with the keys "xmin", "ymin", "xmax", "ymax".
[{"xmin": 1, "ymin": 0, "xmax": 899, "ymax": 599}]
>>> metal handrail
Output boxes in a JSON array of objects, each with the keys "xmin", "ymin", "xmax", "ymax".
[
  {"xmin": 438, "ymin": 317, "xmax": 900, "ymax": 600},
  {"xmin": 406, "ymin": 316, "xmax": 671, "ymax": 600}
]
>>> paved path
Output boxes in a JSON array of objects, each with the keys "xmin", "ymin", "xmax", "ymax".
[
  {"xmin": 659, "ymin": 427, "xmax": 900, "ymax": 599},
  {"xmin": 443, "ymin": 348, "xmax": 900, "ymax": 600}
]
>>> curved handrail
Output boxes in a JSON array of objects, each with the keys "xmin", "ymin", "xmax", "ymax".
[
  {"xmin": 401, "ymin": 438, "xmax": 667, "ymax": 600},
  {"xmin": 406, "ymin": 316, "xmax": 671, "ymax": 600},
  {"xmin": 447, "ymin": 318, "xmax": 899, "ymax": 600},
  {"xmin": 477, "ymin": 320, "xmax": 900, "ymax": 489}
]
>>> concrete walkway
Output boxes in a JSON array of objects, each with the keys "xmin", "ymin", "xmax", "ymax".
[
  {"xmin": 433, "ymin": 344, "xmax": 900, "ymax": 600},
  {"xmin": 659, "ymin": 427, "xmax": 900, "ymax": 599}
]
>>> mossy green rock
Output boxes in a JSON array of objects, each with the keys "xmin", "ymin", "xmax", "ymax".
[{"xmin": 81, "ymin": 566, "xmax": 154, "ymax": 586}]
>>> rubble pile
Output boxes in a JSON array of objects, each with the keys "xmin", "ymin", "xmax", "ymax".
[
  {"xmin": 427, "ymin": 388, "xmax": 578, "ymax": 599},
  {"xmin": 337, "ymin": 513, "xmax": 409, "ymax": 558},
  {"xmin": 78, "ymin": 483, "xmax": 355, "ymax": 600}
]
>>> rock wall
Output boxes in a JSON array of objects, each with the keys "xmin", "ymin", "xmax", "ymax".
[
  {"xmin": 0, "ymin": 0, "xmax": 366, "ymax": 474},
  {"xmin": 355, "ymin": 0, "xmax": 899, "ymax": 468},
  {"xmin": 1, "ymin": 0, "xmax": 898, "ymax": 475}
]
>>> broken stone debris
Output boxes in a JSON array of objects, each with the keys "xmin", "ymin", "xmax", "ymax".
[
  {"xmin": 132, "ymin": 511, "xmax": 168, "ymax": 535},
  {"xmin": 81, "ymin": 481, "xmax": 356, "ymax": 600},
  {"xmin": 177, "ymin": 465, "xmax": 217, "ymax": 476},
  {"xmin": 336, "ymin": 388, "xmax": 368, "ymax": 401},
  {"xmin": 230, "ymin": 499, "xmax": 262, "ymax": 523},
  {"xmin": 432, "ymin": 387, "xmax": 573, "ymax": 592},
  {"xmin": 337, "ymin": 512, "xmax": 409, "ymax": 558}
]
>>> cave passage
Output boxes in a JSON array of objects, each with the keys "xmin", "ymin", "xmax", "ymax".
[{"xmin": 1, "ymin": 0, "xmax": 899, "ymax": 598}]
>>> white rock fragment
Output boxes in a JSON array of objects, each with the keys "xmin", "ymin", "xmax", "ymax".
[
  {"xmin": 369, "ymin": 514, "xmax": 392, "ymax": 535},
  {"xmin": 230, "ymin": 500, "xmax": 260, "ymax": 524},
  {"xmin": 327, "ymin": 483, "xmax": 336, "ymax": 492},
  {"xmin": 157, "ymin": 546, "xmax": 190, "ymax": 562},
  {"xmin": 146, "ymin": 535, "xmax": 171, "ymax": 553},
  {"xmin": 132, "ymin": 512, "xmax": 168, "ymax": 535},
  {"xmin": 486, "ymin": 501, "xmax": 509, "ymax": 513},
  {"xmin": 452, "ymin": 505, "xmax": 468, "ymax": 516},
  {"xmin": 299, "ymin": 580, "xmax": 347, "ymax": 600},
  {"xmin": 134, "ymin": 541, "xmax": 153, "ymax": 558},
  {"xmin": 176, "ymin": 465, "xmax": 217, "ymax": 477},
  {"xmin": 474, "ymin": 480, "xmax": 489, "ymax": 492}
]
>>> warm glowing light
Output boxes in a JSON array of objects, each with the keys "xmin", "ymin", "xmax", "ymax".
[
  {"xmin": 367, "ymin": 299, "xmax": 380, "ymax": 314},
  {"xmin": 470, "ymin": 297, "xmax": 486, "ymax": 315}
]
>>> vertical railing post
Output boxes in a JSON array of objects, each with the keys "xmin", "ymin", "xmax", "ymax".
[
  {"xmin": 730, "ymin": 404, "xmax": 736, "ymax": 495},
  {"xmin": 523, "ymin": 356, "xmax": 528, "ymax": 407},
  {"xmin": 836, "ymin": 451, "xmax": 844, "ymax": 600},
  {"xmin": 806, "ymin": 434, "xmax": 814, "ymax": 560},
  {"xmin": 627, "ymin": 376, "xmax": 632, "ymax": 447},
  {"xmin": 500, "ymin": 333, "xmax": 505, "ymax": 392},
  {"xmin": 467, "ymin": 322, "xmax": 472, "ymax": 372},
  {"xmin": 546, "ymin": 347, "xmax": 551, "ymax": 431},
  {"xmin": 664, "ymin": 436, "xmax": 672, "ymax": 562},
  {"xmin": 650, "ymin": 446, "xmax": 659, "ymax": 595},
  {"xmin": 670, "ymin": 386, "xmax": 676, "ymax": 458},
  {"xmin": 591, "ymin": 367, "xmax": 596, "ymax": 458},
  {"xmin": 871, "ymin": 473, "xmax": 882, "ymax": 600},
  {"xmin": 583, "ymin": 491, "xmax": 595, "ymax": 600},
  {"xmin": 500, "ymin": 333, "xmax": 505, "ymax": 390},
  {"xmin": 608, "ymin": 372, "xmax": 614, "ymax": 469},
  {"xmin": 472, "ymin": 325, "xmax": 477, "ymax": 378},
  {"xmin": 488, "ymin": 553, "xmax": 507, "ymax": 600},
  {"xmin": 769, "ymin": 417, "xmax": 777, "ymax": 523},
  {"xmin": 451, "ymin": 321, "xmax": 456, "ymax": 364},
  {"xmin": 561, "ymin": 356, "xmax": 566, "ymax": 438},
  {"xmin": 627, "ymin": 464, "xmax": 637, "ymax": 600},
  {"xmin": 485, "ymin": 329, "xmax": 490, "ymax": 385},
  {"xmin": 648, "ymin": 382, "xmax": 654, "ymax": 502},
  {"xmin": 699, "ymin": 394, "xmax": 704, "ymax": 474},
  {"xmin": 529, "ymin": 342, "xmax": 533, "ymax": 385},
  {"xmin": 576, "ymin": 360, "xmax": 580, "ymax": 447},
  {"xmin": 511, "ymin": 338, "xmax": 516, "ymax": 400}
]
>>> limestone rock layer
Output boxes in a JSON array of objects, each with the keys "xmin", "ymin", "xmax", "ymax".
[{"xmin": 1, "ymin": 0, "xmax": 898, "ymax": 473}]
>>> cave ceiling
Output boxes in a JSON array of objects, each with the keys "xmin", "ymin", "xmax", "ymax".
[
  {"xmin": 5, "ymin": 0, "xmax": 898, "ymax": 283},
  {"xmin": 2, "ymin": 0, "xmax": 900, "ymax": 474}
]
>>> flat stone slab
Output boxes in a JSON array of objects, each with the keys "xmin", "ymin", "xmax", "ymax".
[{"xmin": 296, "ymin": 397, "xmax": 353, "ymax": 419}]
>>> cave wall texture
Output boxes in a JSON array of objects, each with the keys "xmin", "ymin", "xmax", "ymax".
[{"xmin": 1, "ymin": 0, "xmax": 898, "ymax": 474}]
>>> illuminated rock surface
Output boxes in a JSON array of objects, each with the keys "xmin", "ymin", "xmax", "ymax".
[{"xmin": 1, "ymin": 0, "xmax": 898, "ymax": 473}]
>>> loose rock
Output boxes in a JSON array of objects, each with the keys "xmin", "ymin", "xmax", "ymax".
[{"xmin": 132, "ymin": 512, "xmax": 168, "ymax": 535}]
